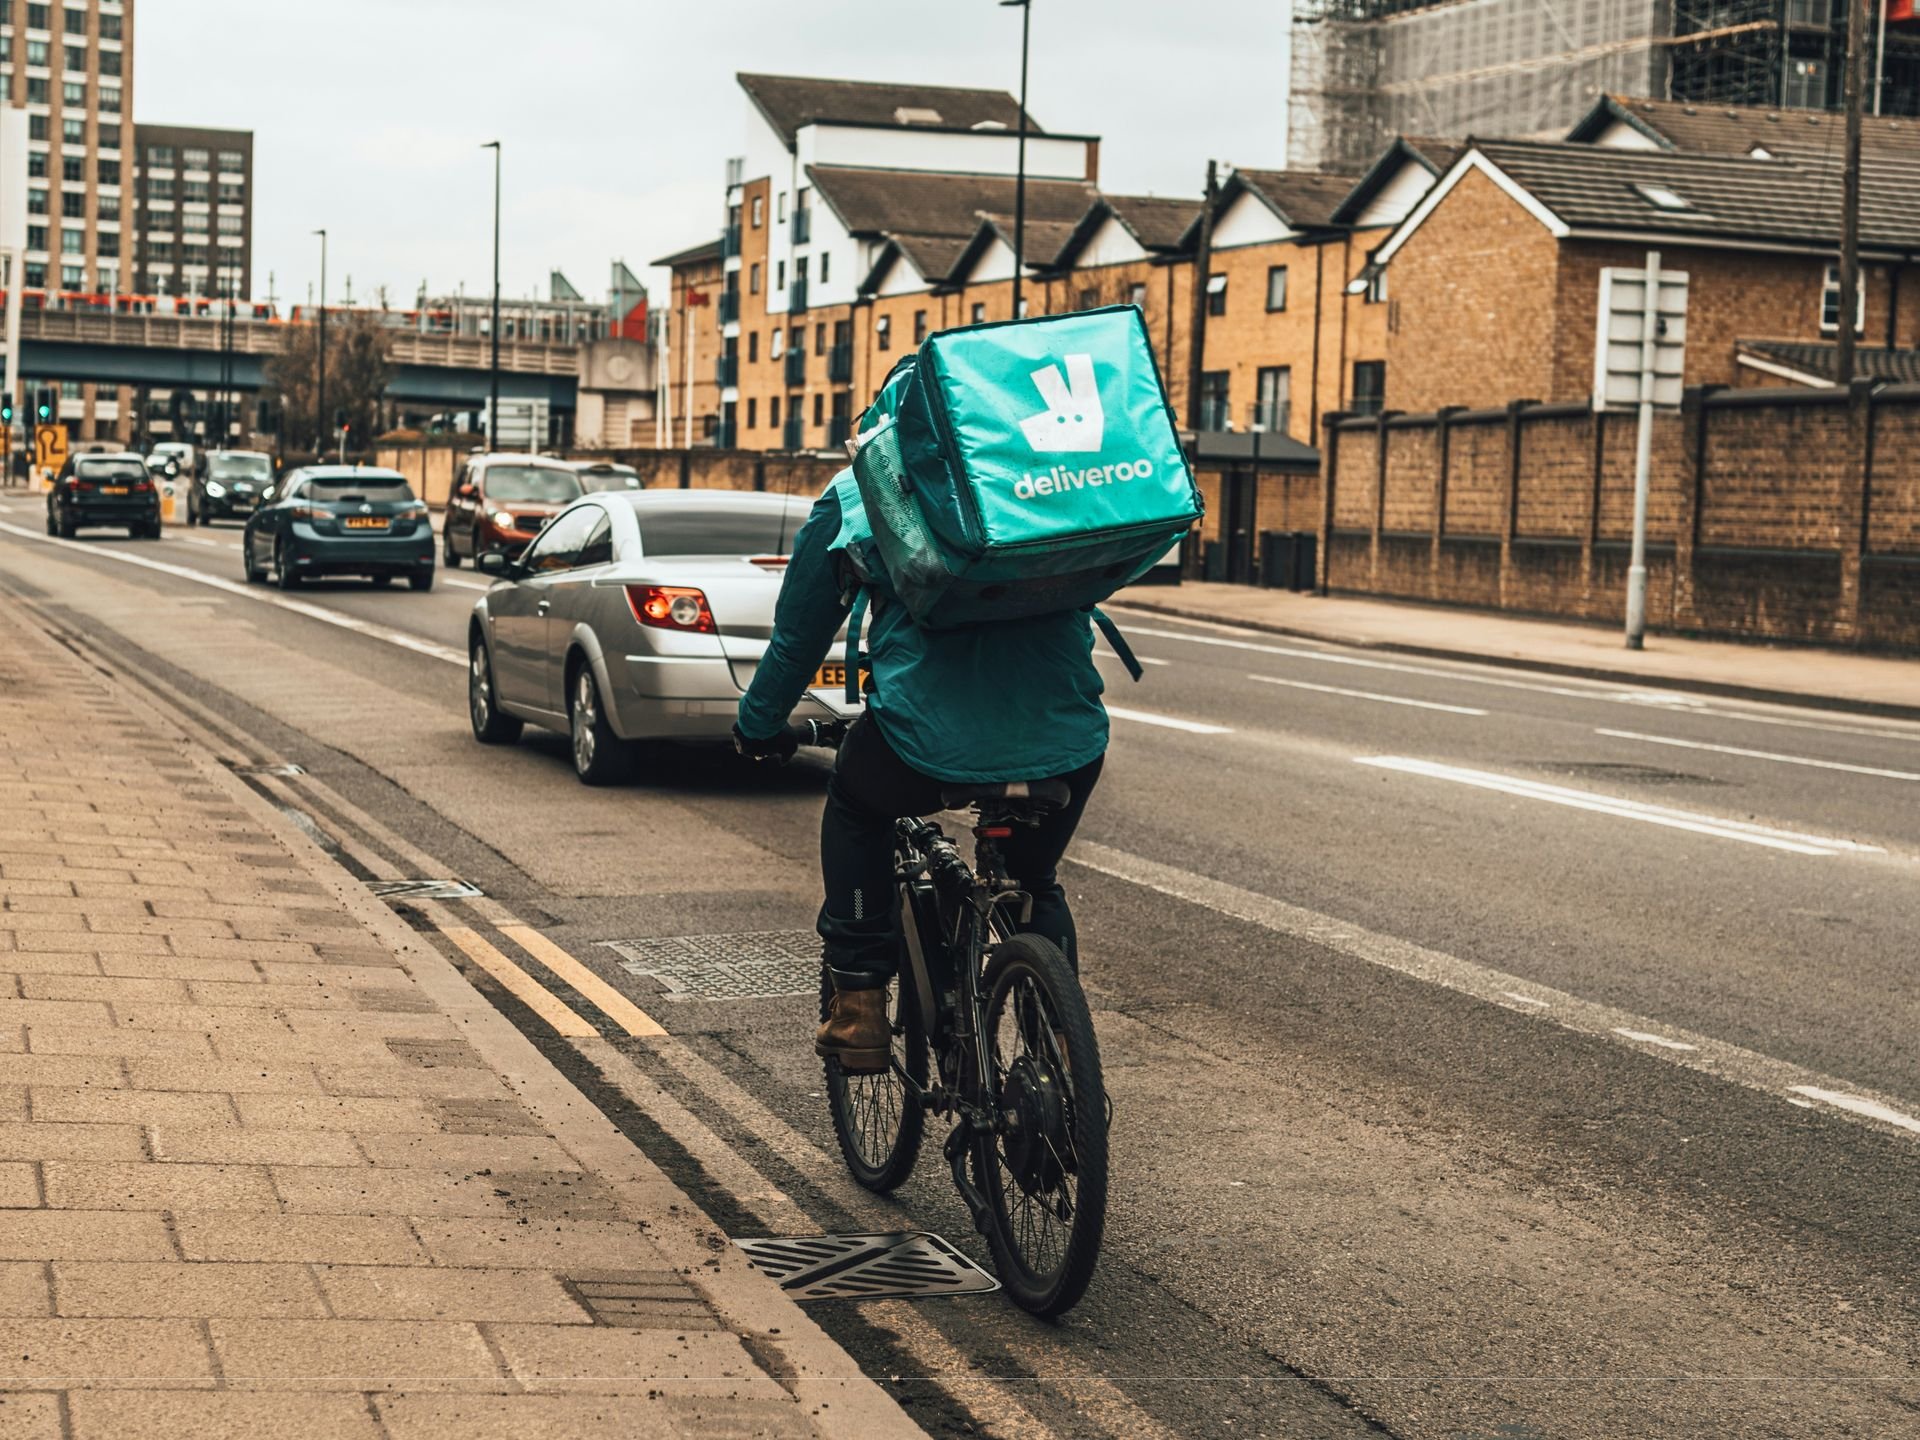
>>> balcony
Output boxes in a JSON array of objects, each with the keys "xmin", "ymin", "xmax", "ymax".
[
  {"xmin": 715, "ymin": 353, "xmax": 738, "ymax": 387},
  {"xmin": 782, "ymin": 416, "xmax": 804, "ymax": 451},
  {"xmin": 827, "ymin": 414, "xmax": 851, "ymax": 450},
  {"xmin": 717, "ymin": 288, "xmax": 739, "ymax": 325},
  {"xmin": 791, "ymin": 208, "xmax": 810, "ymax": 245},
  {"xmin": 828, "ymin": 343, "xmax": 852, "ymax": 384},
  {"xmin": 783, "ymin": 349, "xmax": 806, "ymax": 386},
  {"xmin": 788, "ymin": 279, "xmax": 808, "ymax": 315},
  {"xmin": 721, "ymin": 224, "xmax": 741, "ymax": 260},
  {"xmin": 715, "ymin": 420, "xmax": 737, "ymax": 449}
]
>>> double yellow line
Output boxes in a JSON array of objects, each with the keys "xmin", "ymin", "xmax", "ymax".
[{"xmin": 439, "ymin": 919, "xmax": 666, "ymax": 1039}]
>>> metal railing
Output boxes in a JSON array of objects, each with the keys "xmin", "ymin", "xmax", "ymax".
[
  {"xmin": 722, "ymin": 224, "xmax": 742, "ymax": 259},
  {"xmin": 791, "ymin": 208, "xmax": 810, "ymax": 245},
  {"xmin": 717, "ymin": 289, "xmax": 739, "ymax": 325},
  {"xmin": 788, "ymin": 279, "xmax": 808, "ymax": 315},
  {"xmin": 827, "ymin": 414, "xmax": 851, "ymax": 449},
  {"xmin": 715, "ymin": 352, "xmax": 738, "ymax": 387},
  {"xmin": 828, "ymin": 343, "xmax": 852, "ymax": 383},
  {"xmin": 783, "ymin": 349, "xmax": 806, "ymax": 386},
  {"xmin": 782, "ymin": 416, "xmax": 804, "ymax": 450}
]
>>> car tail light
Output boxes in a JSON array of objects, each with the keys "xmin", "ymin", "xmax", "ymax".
[
  {"xmin": 747, "ymin": 555, "xmax": 789, "ymax": 571},
  {"xmin": 291, "ymin": 504, "xmax": 325, "ymax": 521},
  {"xmin": 133, "ymin": 478, "xmax": 153, "ymax": 492},
  {"xmin": 625, "ymin": 585, "xmax": 716, "ymax": 633}
]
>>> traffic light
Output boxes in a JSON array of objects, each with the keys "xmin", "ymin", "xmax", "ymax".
[
  {"xmin": 1, "ymin": 398, "xmax": 13, "ymax": 425},
  {"xmin": 34, "ymin": 387, "xmax": 53, "ymax": 423}
]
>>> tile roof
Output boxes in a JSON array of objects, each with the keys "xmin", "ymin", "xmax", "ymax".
[
  {"xmin": 888, "ymin": 232, "xmax": 974, "ymax": 283},
  {"xmin": 1740, "ymin": 340, "xmax": 1920, "ymax": 386},
  {"xmin": 1102, "ymin": 194, "xmax": 1205, "ymax": 251},
  {"xmin": 651, "ymin": 237, "xmax": 723, "ymax": 269},
  {"xmin": 973, "ymin": 213, "xmax": 1085, "ymax": 269},
  {"xmin": 1574, "ymin": 95, "xmax": 1920, "ymax": 162},
  {"xmin": 1330, "ymin": 136, "xmax": 1463, "ymax": 225},
  {"xmin": 1232, "ymin": 168, "xmax": 1363, "ymax": 229},
  {"xmin": 738, "ymin": 73, "xmax": 1039, "ymax": 146},
  {"xmin": 806, "ymin": 164, "xmax": 1098, "ymax": 244},
  {"xmin": 1471, "ymin": 139, "xmax": 1920, "ymax": 252}
]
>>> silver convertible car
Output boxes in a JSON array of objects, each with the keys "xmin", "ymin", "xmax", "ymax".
[{"xmin": 466, "ymin": 489, "xmax": 860, "ymax": 783}]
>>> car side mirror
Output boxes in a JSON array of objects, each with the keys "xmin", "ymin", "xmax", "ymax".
[{"xmin": 476, "ymin": 549, "xmax": 513, "ymax": 576}]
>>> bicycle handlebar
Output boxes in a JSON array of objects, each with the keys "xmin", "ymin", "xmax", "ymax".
[{"xmin": 786, "ymin": 717, "xmax": 850, "ymax": 751}]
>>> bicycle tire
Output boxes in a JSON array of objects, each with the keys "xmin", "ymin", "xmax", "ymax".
[
  {"xmin": 822, "ymin": 961, "xmax": 928, "ymax": 1192},
  {"xmin": 972, "ymin": 933, "xmax": 1108, "ymax": 1317}
]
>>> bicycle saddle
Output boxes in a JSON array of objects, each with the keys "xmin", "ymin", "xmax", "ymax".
[{"xmin": 941, "ymin": 778, "xmax": 1073, "ymax": 815}]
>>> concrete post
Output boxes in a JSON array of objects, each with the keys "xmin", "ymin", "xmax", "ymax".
[
  {"xmin": 1318, "ymin": 411, "xmax": 1345, "ymax": 594},
  {"xmin": 1432, "ymin": 405, "xmax": 1463, "ymax": 603},
  {"xmin": 1838, "ymin": 377, "xmax": 1876, "ymax": 644},
  {"xmin": 1497, "ymin": 398, "xmax": 1534, "ymax": 610}
]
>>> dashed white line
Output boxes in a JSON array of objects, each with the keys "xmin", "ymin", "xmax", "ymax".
[
  {"xmin": 1247, "ymin": 673, "xmax": 1488, "ymax": 716},
  {"xmin": 1790, "ymin": 1086, "xmax": 1920, "ymax": 1135},
  {"xmin": 1501, "ymin": 991, "xmax": 1550, "ymax": 1008},
  {"xmin": 1106, "ymin": 705, "xmax": 1232, "ymax": 735},
  {"xmin": 1355, "ymin": 755, "xmax": 1885, "ymax": 856},
  {"xmin": 1614, "ymin": 1028, "xmax": 1699, "ymax": 1052},
  {"xmin": 1595, "ymin": 728, "xmax": 1920, "ymax": 781}
]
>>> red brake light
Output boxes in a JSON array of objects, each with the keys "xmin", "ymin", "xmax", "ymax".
[
  {"xmin": 747, "ymin": 555, "xmax": 789, "ymax": 570},
  {"xmin": 625, "ymin": 585, "xmax": 716, "ymax": 633}
]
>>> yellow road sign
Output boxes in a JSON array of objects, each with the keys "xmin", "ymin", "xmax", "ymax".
[{"xmin": 34, "ymin": 423, "xmax": 68, "ymax": 474}]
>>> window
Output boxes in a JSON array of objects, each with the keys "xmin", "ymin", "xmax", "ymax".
[
  {"xmin": 99, "ymin": 12, "xmax": 120, "ymax": 39},
  {"xmin": 26, "ymin": 40, "xmax": 50, "ymax": 65},
  {"xmin": 748, "ymin": 261, "xmax": 760, "ymax": 295},
  {"xmin": 1365, "ymin": 267, "xmax": 1388, "ymax": 304},
  {"xmin": 769, "ymin": 327, "xmax": 783, "ymax": 358},
  {"xmin": 97, "ymin": 194, "xmax": 116, "ymax": 218},
  {"xmin": 1255, "ymin": 366, "xmax": 1291, "ymax": 433},
  {"xmin": 218, "ymin": 150, "xmax": 242, "ymax": 171},
  {"xmin": 60, "ymin": 192, "xmax": 82, "ymax": 218},
  {"xmin": 747, "ymin": 331, "xmax": 758, "ymax": 363},
  {"xmin": 776, "ymin": 191, "xmax": 786, "ymax": 223},
  {"xmin": 746, "ymin": 397, "xmax": 758, "ymax": 428},
  {"xmin": 1351, "ymin": 361, "xmax": 1386, "ymax": 416},
  {"xmin": 182, "ymin": 180, "xmax": 209, "ymax": 202},
  {"xmin": 796, "ymin": 255, "xmax": 808, "ymax": 285},
  {"xmin": 29, "ymin": 115, "xmax": 49, "ymax": 141},
  {"xmin": 819, "ymin": 251, "xmax": 830, "ymax": 283},
  {"xmin": 751, "ymin": 195, "xmax": 763, "ymax": 228},
  {"xmin": 147, "ymin": 242, "xmax": 172, "ymax": 262},
  {"xmin": 148, "ymin": 144, "xmax": 174, "ymax": 165},
  {"xmin": 61, "ymin": 155, "xmax": 81, "ymax": 182},
  {"xmin": 25, "ymin": 4, "xmax": 50, "ymax": 29},
  {"xmin": 182, "ymin": 148, "xmax": 209, "ymax": 171},
  {"xmin": 1077, "ymin": 288, "xmax": 1099, "ymax": 312},
  {"xmin": 813, "ymin": 393, "xmax": 824, "ymax": 425},
  {"xmin": 216, "ymin": 213, "xmax": 242, "ymax": 234},
  {"xmin": 1017, "ymin": 296, "xmax": 1029, "ymax": 318},
  {"xmin": 769, "ymin": 396, "xmax": 781, "ymax": 428},
  {"xmin": 1266, "ymin": 265, "xmax": 1288, "ymax": 312},
  {"xmin": 23, "ymin": 263, "xmax": 45, "ymax": 287},
  {"xmin": 1206, "ymin": 272, "xmax": 1227, "ymax": 317},
  {"xmin": 971, "ymin": 302, "xmax": 986, "ymax": 324},
  {"xmin": 876, "ymin": 314, "xmax": 891, "ymax": 351},
  {"xmin": 27, "ymin": 153, "xmax": 46, "ymax": 179},
  {"xmin": 181, "ymin": 210, "xmax": 207, "ymax": 233},
  {"xmin": 27, "ymin": 188, "xmax": 47, "ymax": 215},
  {"xmin": 576, "ymin": 513, "xmax": 614, "ymax": 568},
  {"xmin": 63, "ymin": 44, "xmax": 83, "ymax": 73},
  {"xmin": 60, "ymin": 264, "xmax": 81, "ymax": 287},
  {"xmin": 96, "ymin": 231, "xmax": 116, "ymax": 257},
  {"xmin": 1821, "ymin": 264, "xmax": 1866, "ymax": 334},
  {"xmin": 61, "ymin": 7, "xmax": 83, "ymax": 35},
  {"xmin": 97, "ymin": 158, "xmax": 117, "ymax": 185},
  {"xmin": 61, "ymin": 117, "xmax": 81, "ymax": 142},
  {"xmin": 147, "ymin": 176, "xmax": 173, "ymax": 200},
  {"xmin": 183, "ymin": 243, "xmax": 207, "ymax": 265},
  {"xmin": 789, "ymin": 325, "xmax": 804, "ymax": 357},
  {"xmin": 0, "ymin": 33, "xmax": 10, "ymax": 62},
  {"xmin": 218, "ymin": 182, "xmax": 244, "ymax": 203},
  {"xmin": 62, "ymin": 81, "xmax": 85, "ymax": 106},
  {"xmin": 913, "ymin": 309, "xmax": 928, "ymax": 344},
  {"xmin": 60, "ymin": 228, "xmax": 81, "ymax": 254},
  {"xmin": 520, "ymin": 505, "xmax": 601, "ymax": 574},
  {"xmin": 1198, "ymin": 371, "xmax": 1229, "ymax": 430},
  {"xmin": 98, "ymin": 49, "xmax": 119, "ymax": 77},
  {"xmin": 815, "ymin": 322, "xmax": 826, "ymax": 355},
  {"xmin": 25, "ymin": 225, "xmax": 46, "ymax": 252},
  {"xmin": 27, "ymin": 78, "xmax": 49, "ymax": 103}
]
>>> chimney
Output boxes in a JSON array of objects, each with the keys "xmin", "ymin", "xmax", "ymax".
[{"xmin": 1084, "ymin": 138, "xmax": 1100, "ymax": 183}]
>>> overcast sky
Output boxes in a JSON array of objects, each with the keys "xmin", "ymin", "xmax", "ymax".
[{"xmin": 138, "ymin": 0, "xmax": 1285, "ymax": 314}]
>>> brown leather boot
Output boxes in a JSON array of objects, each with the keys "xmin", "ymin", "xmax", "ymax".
[{"xmin": 815, "ymin": 988, "xmax": 891, "ymax": 1073}]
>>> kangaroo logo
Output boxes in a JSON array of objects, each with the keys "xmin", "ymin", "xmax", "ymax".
[{"xmin": 1018, "ymin": 353, "xmax": 1104, "ymax": 453}]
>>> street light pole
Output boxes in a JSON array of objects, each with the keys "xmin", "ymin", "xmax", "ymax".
[
  {"xmin": 483, "ymin": 141, "xmax": 501, "ymax": 449},
  {"xmin": 1000, "ymin": 0, "xmax": 1031, "ymax": 321},
  {"xmin": 313, "ymin": 228, "xmax": 327, "ymax": 457}
]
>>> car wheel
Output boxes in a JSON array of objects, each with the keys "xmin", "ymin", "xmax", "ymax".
[
  {"xmin": 468, "ymin": 635, "xmax": 522, "ymax": 745},
  {"xmin": 569, "ymin": 659, "xmax": 633, "ymax": 786},
  {"xmin": 127, "ymin": 525, "xmax": 143, "ymax": 540},
  {"xmin": 409, "ymin": 571, "xmax": 434, "ymax": 593},
  {"xmin": 44, "ymin": 507, "xmax": 55, "ymax": 536},
  {"xmin": 443, "ymin": 526, "xmax": 461, "ymax": 568},
  {"xmin": 56, "ymin": 509, "xmax": 75, "ymax": 540},
  {"xmin": 243, "ymin": 537, "xmax": 265, "ymax": 583},
  {"xmin": 275, "ymin": 540, "xmax": 301, "ymax": 589}
]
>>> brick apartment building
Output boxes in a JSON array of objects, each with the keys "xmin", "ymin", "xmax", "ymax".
[
  {"xmin": 130, "ymin": 120, "xmax": 252, "ymax": 298},
  {"xmin": 1366, "ymin": 97, "xmax": 1920, "ymax": 412},
  {"xmin": 652, "ymin": 72, "xmax": 1398, "ymax": 456},
  {"xmin": 651, "ymin": 236, "xmax": 723, "ymax": 446}
]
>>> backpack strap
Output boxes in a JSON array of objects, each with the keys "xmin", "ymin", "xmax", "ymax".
[
  {"xmin": 843, "ymin": 587, "xmax": 869, "ymax": 703},
  {"xmin": 1090, "ymin": 607, "xmax": 1143, "ymax": 682}
]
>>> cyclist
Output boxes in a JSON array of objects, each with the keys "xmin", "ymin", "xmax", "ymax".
[{"xmin": 734, "ymin": 470, "xmax": 1108, "ymax": 1073}]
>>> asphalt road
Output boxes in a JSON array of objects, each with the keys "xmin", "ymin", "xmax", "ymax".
[{"xmin": 2, "ymin": 497, "xmax": 1916, "ymax": 1439}]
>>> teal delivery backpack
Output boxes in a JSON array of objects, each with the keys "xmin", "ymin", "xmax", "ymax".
[{"xmin": 848, "ymin": 305, "xmax": 1202, "ymax": 632}]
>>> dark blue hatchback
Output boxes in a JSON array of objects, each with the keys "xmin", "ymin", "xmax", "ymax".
[{"xmin": 242, "ymin": 465, "xmax": 437, "ymax": 591}]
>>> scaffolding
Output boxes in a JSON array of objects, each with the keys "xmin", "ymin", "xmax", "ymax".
[{"xmin": 1289, "ymin": 0, "xmax": 1920, "ymax": 171}]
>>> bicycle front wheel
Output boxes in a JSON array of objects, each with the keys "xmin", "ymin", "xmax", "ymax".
[
  {"xmin": 972, "ymin": 934, "xmax": 1108, "ymax": 1317},
  {"xmin": 821, "ymin": 963, "xmax": 927, "ymax": 1192}
]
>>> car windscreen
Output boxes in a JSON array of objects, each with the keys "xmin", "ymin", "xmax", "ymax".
[
  {"xmin": 629, "ymin": 499, "xmax": 811, "ymax": 557},
  {"xmin": 307, "ymin": 478, "xmax": 415, "ymax": 503},
  {"xmin": 76, "ymin": 460, "xmax": 148, "ymax": 483},
  {"xmin": 482, "ymin": 466, "xmax": 581, "ymax": 504},
  {"xmin": 209, "ymin": 455, "xmax": 271, "ymax": 480},
  {"xmin": 577, "ymin": 468, "xmax": 641, "ymax": 493}
]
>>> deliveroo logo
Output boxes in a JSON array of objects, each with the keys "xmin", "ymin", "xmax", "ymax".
[
  {"xmin": 1014, "ymin": 351, "xmax": 1155, "ymax": 501},
  {"xmin": 1018, "ymin": 354, "xmax": 1105, "ymax": 453}
]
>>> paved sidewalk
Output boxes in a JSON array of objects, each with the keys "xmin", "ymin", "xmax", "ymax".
[
  {"xmin": 1114, "ymin": 581, "xmax": 1920, "ymax": 717},
  {"xmin": 0, "ymin": 608, "xmax": 920, "ymax": 1438}
]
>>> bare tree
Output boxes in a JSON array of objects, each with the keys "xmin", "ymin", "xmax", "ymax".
[{"xmin": 266, "ymin": 312, "xmax": 392, "ymax": 453}]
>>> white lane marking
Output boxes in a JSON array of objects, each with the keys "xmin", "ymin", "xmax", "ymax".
[
  {"xmin": 1093, "ymin": 651, "xmax": 1169, "ymax": 666},
  {"xmin": 0, "ymin": 520, "xmax": 466, "ymax": 666},
  {"xmin": 1790, "ymin": 1086, "xmax": 1920, "ymax": 1136},
  {"xmin": 1106, "ymin": 705, "xmax": 1232, "ymax": 735},
  {"xmin": 177, "ymin": 536, "xmax": 226, "ymax": 549},
  {"xmin": 1355, "ymin": 755, "xmax": 1885, "ymax": 856},
  {"xmin": 1614, "ymin": 1028, "xmax": 1699, "ymax": 1051},
  {"xmin": 440, "ymin": 574, "xmax": 491, "ymax": 592},
  {"xmin": 1110, "ymin": 615, "xmax": 1920, "ymax": 744},
  {"xmin": 1069, "ymin": 839, "xmax": 1920, "ymax": 1143},
  {"xmin": 1595, "ymin": 728, "xmax": 1920, "ymax": 782},
  {"xmin": 1247, "ymin": 673, "xmax": 1488, "ymax": 716}
]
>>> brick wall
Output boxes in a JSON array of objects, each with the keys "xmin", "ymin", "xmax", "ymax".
[{"xmin": 1320, "ymin": 382, "xmax": 1920, "ymax": 650}]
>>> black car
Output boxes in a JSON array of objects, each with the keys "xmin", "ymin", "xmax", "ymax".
[
  {"xmin": 188, "ymin": 449, "xmax": 274, "ymax": 524},
  {"xmin": 46, "ymin": 452, "xmax": 161, "ymax": 540},
  {"xmin": 243, "ymin": 465, "xmax": 436, "ymax": 591}
]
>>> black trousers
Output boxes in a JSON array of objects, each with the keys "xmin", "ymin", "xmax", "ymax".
[{"xmin": 818, "ymin": 716, "xmax": 1103, "ymax": 990}]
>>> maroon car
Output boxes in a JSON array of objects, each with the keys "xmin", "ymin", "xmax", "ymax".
[{"xmin": 443, "ymin": 453, "xmax": 583, "ymax": 567}]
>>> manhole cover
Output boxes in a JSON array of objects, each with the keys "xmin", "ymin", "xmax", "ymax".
[
  {"xmin": 601, "ymin": 930, "xmax": 818, "ymax": 1001},
  {"xmin": 734, "ymin": 1232, "xmax": 1000, "ymax": 1301},
  {"xmin": 230, "ymin": 761, "xmax": 306, "ymax": 776},
  {"xmin": 367, "ymin": 879, "xmax": 484, "ymax": 901},
  {"xmin": 1539, "ymin": 762, "xmax": 1720, "ymax": 787}
]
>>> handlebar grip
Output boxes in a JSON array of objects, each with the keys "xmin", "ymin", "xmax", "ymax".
[{"xmin": 786, "ymin": 718, "xmax": 850, "ymax": 750}]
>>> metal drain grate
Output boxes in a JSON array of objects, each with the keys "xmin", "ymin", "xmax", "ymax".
[
  {"xmin": 367, "ymin": 879, "xmax": 484, "ymax": 901},
  {"xmin": 733, "ymin": 1232, "xmax": 1000, "ymax": 1301},
  {"xmin": 600, "ymin": 930, "xmax": 819, "ymax": 1001},
  {"xmin": 230, "ymin": 761, "xmax": 306, "ymax": 776}
]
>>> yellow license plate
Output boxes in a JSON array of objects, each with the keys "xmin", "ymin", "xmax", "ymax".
[
  {"xmin": 101, "ymin": 485, "xmax": 129, "ymax": 495},
  {"xmin": 343, "ymin": 516, "xmax": 388, "ymax": 529},
  {"xmin": 811, "ymin": 663, "xmax": 869, "ymax": 691}
]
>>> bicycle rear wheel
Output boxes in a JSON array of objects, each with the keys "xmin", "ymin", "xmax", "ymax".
[
  {"xmin": 972, "ymin": 934, "xmax": 1108, "ymax": 1317},
  {"xmin": 822, "ymin": 963, "xmax": 927, "ymax": 1192}
]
